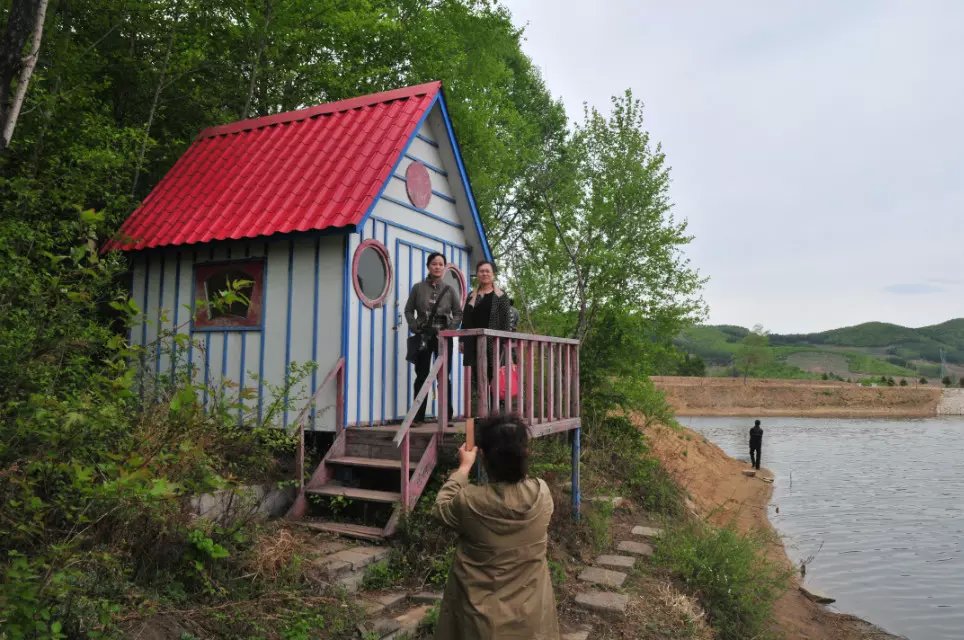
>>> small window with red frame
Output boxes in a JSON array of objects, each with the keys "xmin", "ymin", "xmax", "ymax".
[{"xmin": 193, "ymin": 260, "xmax": 265, "ymax": 330}]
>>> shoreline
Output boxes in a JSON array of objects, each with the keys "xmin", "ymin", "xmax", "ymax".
[
  {"xmin": 653, "ymin": 376, "xmax": 942, "ymax": 418},
  {"xmin": 641, "ymin": 418, "xmax": 905, "ymax": 640}
]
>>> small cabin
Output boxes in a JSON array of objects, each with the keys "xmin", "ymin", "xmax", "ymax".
[
  {"xmin": 112, "ymin": 82, "xmax": 581, "ymax": 539},
  {"xmin": 113, "ymin": 82, "xmax": 489, "ymax": 430}
]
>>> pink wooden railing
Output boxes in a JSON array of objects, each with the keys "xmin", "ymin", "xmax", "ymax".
[
  {"xmin": 292, "ymin": 356, "xmax": 344, "ymax": 494},
  {"xmin": 439, "ymin": 328, "xmax": 581, "ymax": 436}
]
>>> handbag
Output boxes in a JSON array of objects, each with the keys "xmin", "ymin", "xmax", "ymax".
[
  {"xmin": 497, "ymin": 364, "xmax": 519, "ymax": 400},
  {"xmin": 404, "ymin": 286, "xmax": 450, "ymax": 363}
]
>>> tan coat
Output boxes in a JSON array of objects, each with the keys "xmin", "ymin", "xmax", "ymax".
[{"xmin": 433, "ymin": 470, "xmax": 560, "ymax": 640}]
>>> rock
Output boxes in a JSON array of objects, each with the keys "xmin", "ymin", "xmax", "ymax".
[
  {"xmin": 561, "ymin": 625, "xmax": 592, "ymax": 640},
  {"xmin": 761, "ymin": 477, "xmax": 774, "ymax": 484},
  {"xmin": 578, "ymin": 566, "xmax": 627, "ymax": 588},
  {"xmin": 372, "ymin": 592, "xmax": 407, "ymax": 608},
  {"xmin": 742, "ymin": 469, "xmax": 756, "ymax": 477},
  {"xmin": 574, "ymin": 590, "xmax": 629, "ymax": 616},
  {"xmin": 588, "ymin": 496, "xmax": 628, "ymax": 510},
  {"xmin": 631, "ymin": 525, "xmax": 662, "ymax": 539},
  {"xmin": 321, "ymin": 546, "xmax": 389, "ymax": 577},
  {"xmin": 799, "ymin": 585, "xmax": 836, "ymax": 604},
  {"xmin": 356, "ymin": 617, "xmax": 400, "ymax": 638},
  {"xmin": 616, "ymin": 540, "xmax": 654, "ymax": 557},
  {"xmin": 336, "ymin": 570, "xmax": 365, "ymax": 593},
  {"xmin": 595, "ymin": 554, "xmax": 636, "ymax": 570},
  {"xmin": 409, "ymin": 591, "xmax": 442, "ymax": 604},
  {"xmin": 392, "ymin": 604, "xmax": 433, "ymax": 636}
]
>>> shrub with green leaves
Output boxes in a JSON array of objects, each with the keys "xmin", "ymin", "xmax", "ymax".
[{"xmin": 654, "ymin": 521, "xmax": 789, "ymax": 640}]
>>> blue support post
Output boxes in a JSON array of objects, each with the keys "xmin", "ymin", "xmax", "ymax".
[{"xmin": 571, "ymin": 425, "xmax": 581, "ymax": 520}]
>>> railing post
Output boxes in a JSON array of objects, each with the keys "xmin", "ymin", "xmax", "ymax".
[
  {"xmin": 464, "ymin": 365, "xmax": 472, "ymax": 418},
  {"xmin": 518, "ymin": 340, "xmax": 526, "ymax": 423},
  {"xmin": 548, "ymin": 342, "xmax": 554, "ymax": 422},
  {"xmin": 336, "ymin": 363, "xmax": 344, "ymax": 434},
  {"xmin": 505, "ymin": 339, "xmax": 513, "ymax": 414},
  {"xmin": 539, "ymin": 342, "xmax": 545, "ymax": 423},
  {"xmin": 527, "ymin": 341, "xmax": 536, "ymax": 425},
  {"xmin": 401, "ymin": 431, "xmax": 411, "ymax": 509},
  {"xmin": 574, "ymin": 345, "xmax": 580, "ymax": 417},
  {"xmin": 491, "ymin": 338, "xmax": 501, "ymax": 414},
  {"xmin": 571, "ymin": 425, "xmax": 581, "ymax": 521},
  {"xmin": 438, "ymin": 337, "xmax": 448, "ymax": 438},
  {"xmin": 296, "ymin": 423, "xmax": 305, "ymax": 493},
  {"xmin": 476, "ymin": 336, "xmax": 488, "ymax": 418}
]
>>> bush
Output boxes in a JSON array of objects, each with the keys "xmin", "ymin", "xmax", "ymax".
[
  {"xmin": 943, "ymin": 376, "xmax": 952, "ymax": 387},
  {"xmin": 654, "ymin": 521, "xmax": 789, "ymax": 640},
  {"xmin": 900, "ymin": 378, "xmax": 908, "ymax": 386},
  {"xmin": 583, "ymin": 414, "xmax": 682, "ymax": 516},
  {"xmin": 920, "ymin": 377, "xmax": 929, "ymax": 384}
]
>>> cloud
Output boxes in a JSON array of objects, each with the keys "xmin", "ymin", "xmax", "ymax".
[{"xmin": 883, "ymin": 283, "xmax": 945, "ymax": 295}]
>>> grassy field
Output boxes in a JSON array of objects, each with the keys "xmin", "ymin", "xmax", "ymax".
[{"xmin": 677, "ymin": 319, "xmax": 964, "ymax": 380}]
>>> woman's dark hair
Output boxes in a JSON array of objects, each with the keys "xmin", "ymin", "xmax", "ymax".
[
  {"xmin": 426, "ymin": 252, "xmax": 445, "ymax": 267},
  {"xmin": 476, "ymin": 413, "xmax": 528, "ymax": 483},
  {"xmin": 475, "ymin": 259, "xmax": 496, "ymax": 274}
]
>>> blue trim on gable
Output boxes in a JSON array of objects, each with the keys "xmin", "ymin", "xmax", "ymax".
[
  {"xmin": 379, "ymin": 194, "xmax": 464, "ymax": 229},
  {"xmin": 416, "ymin": 132, "xmax": 439, "ymax": 148},
  {"xmin": 187, "ymin": 251, "xmax": 196, "ymax": 383},
  {"xmin": 371, "ymin": 216, "xmax": 470, "ymax": 253},
  {"xmin": 390, "ymin": 174, "xmax": 457, "ymax": 204},
  {"xmin": 238, "ymin": 331, "xmax": 247, "ymax": 425},
  {"xmin": 381, "ymin": 221, "xmax": 389, "ymax": 423},
  {"xmin": 404, "ymin": 153, "xmax": 448, "ymax": 177},
  {"xmin": 437, "ymin": 91, "xmax": 493, "ymax": 262},
  {"xmin": 355, "ymin": 227, "xmax": 364, "ymax": 424},
  {"xmin": 356, "ymin": 94, "xmax": 440, "ymax": 233}
]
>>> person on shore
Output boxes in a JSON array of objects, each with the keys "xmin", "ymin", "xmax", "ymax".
[
  {"xmin": 405, "ymin": 252, "xmax": 461, "ymax": 423},
  {"xmin": 460, "ymin": 260, "xmax": 512, "ymax": 405},
  {"xmin": 433, "ymin": 414, "xmax": 559, "ymax": 640},
  {"xmin": 749, "ymin": 419, "xmax": 763, "ymax": 470}
]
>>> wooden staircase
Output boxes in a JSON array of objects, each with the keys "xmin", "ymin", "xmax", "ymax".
[{"xmin": 288, "ymin": 424, "xmax": 442, "ymax": 540}]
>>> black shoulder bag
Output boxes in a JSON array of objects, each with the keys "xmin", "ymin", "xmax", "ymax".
[{"xmin": 405, "ymin": 286, "xmax": 451, "ymax": 363}]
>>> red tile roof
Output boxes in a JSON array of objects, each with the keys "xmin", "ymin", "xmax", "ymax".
[{"xmin": 109, "ymin": 82, "xmax": 442, "ymax": 251}]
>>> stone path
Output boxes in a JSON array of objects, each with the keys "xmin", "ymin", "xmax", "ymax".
[
  {"xmin": 572, "ymin": 522, "xmax": 665, "ymax": 619},
  {"xmin": 313, "ymin": 540, "xmax": 440, "ymax": 639}
]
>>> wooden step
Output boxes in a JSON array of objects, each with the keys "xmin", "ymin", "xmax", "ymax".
[
  {"xmin": 306, "ymin": 485, "xmax": 402, "ymax": 503},
  {"xmin": 298, "ymin": 520, "xmax": 385, "ymax": 541},
  {"xmin": 328, "ymin": 456, "xmax": 403, "ymax": 470}
]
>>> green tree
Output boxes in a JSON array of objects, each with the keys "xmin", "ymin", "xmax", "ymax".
[
  {"xmin": 735, "ymin": 324, "xmax": 771, "ymax": 382},
  {"xmin": 513, "ymin": 90, "xmax": 705, "ymax": 350}
]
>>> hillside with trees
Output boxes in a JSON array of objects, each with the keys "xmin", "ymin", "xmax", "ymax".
[{"xmin": 677, "ymin": 319, "xmax": 964, "ymax": 381}]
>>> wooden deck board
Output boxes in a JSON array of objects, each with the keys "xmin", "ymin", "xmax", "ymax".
[{"xmin": 306, "ymin": 486, "xmax": 402, "ymax": 503}]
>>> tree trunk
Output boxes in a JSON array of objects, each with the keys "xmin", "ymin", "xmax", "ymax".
[
  {"xmin": 130, "ymin": 23, "xmax": 176, "ymax": 198},
  {"xmin": 0, "ymin": 0, "xmax": 48, "ymax": 150},
  {"xmin": 241, "ymin": 0, "xmax": 271, "ymax": 120}
]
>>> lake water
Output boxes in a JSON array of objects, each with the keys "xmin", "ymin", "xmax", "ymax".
[{"xmin": 680, "ymin": 416, "xmax": 964, "ymax": 640}]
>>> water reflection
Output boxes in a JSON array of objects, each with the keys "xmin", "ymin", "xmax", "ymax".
[{"xmin": 681, "ymin": 416, "xmax": 964, "ymax": 640}]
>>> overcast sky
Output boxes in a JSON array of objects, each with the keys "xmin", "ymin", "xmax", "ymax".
[{"xmin": 502, "ymin": 1, "xmax": 964, "ymax": 333}]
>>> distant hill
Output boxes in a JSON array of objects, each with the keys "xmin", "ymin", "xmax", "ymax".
[{"xmin": 676, "ymin": 319, "xmax": 964, "ymax": 380}]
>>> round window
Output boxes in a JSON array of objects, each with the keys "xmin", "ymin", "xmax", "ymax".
[
  {"xmin": 443, "ymin": 264, "xmax": 466, "ymax": 308},
  {"xmin": 353, "ymin": 240, "xmax": 392, "ymax": 308}
]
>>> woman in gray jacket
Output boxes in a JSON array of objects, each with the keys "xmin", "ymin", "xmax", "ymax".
[{"xmin": 405, "ymin": 252, "xmax": 462, "ymax": 423}]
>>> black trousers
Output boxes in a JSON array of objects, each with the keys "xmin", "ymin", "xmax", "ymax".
[
  {"xmin": 413, "ymin": 336, "xmax": 453, "ymax": 423},
  {"xmin": 750, "ymin": 446, "xmax": 761, "ymax": 470}
]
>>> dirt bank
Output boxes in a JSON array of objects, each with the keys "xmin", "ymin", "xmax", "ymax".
[
  {"xmin": 652, "ymin": 376, "xmax": 941, "ymax": 417},
  {"xmin": 641, "ymin": 418, "xmax": 904, "ymax": 640}
]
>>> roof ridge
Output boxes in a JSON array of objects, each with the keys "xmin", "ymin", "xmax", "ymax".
[{"xmin": 197, "ymin": 81, "xmax": 441, "ymax": 140}]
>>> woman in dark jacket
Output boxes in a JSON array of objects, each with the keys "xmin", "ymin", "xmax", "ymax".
[
  {"xmin": 461, "ymin": 261, "xmax": 512, "ymax": 407},
  {"xmin": 405, "ymin": 252, "xmax": 462, "ymax": 422}
]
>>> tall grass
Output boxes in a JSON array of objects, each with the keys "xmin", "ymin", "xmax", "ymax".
[{"xmin": 654, "ymin": 521, "xmax": 790, "ymax": 640}]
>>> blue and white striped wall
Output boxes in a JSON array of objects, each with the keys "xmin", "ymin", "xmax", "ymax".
[{"xmin": 129, "ymin": 234, "xmax": 344, "ymax": 431}]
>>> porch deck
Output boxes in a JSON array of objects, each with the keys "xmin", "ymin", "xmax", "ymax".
[{"xmin": 286, "ymin": 329, "xmax": 582, "ymax": 539}]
